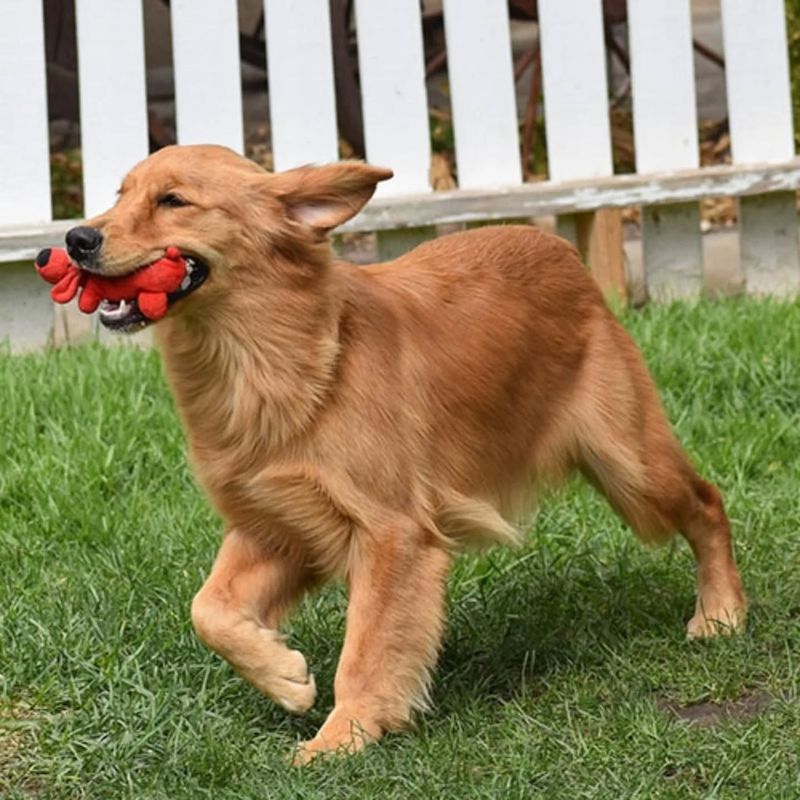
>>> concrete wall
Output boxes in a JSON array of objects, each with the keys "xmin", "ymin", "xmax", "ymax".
[{"xmin": 0, "ymin": 263, "xmax": 54, "ymax": 353}]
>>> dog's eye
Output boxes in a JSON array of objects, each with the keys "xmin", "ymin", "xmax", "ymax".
[{"xmin": 157, "ymin": 193, "xmax": 189, "ymax": 208}]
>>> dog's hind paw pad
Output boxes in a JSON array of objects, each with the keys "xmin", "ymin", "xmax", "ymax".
[{"xmin": 686, "ymin": 606, "xmax": 746, "ymax": 639}]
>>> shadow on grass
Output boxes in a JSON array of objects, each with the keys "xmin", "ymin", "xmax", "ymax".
[
  {"xmin": 231, "ymin": 532, "xmax": 703, "ymax": 735},
  {"xmin": 434, "ymin": 548, "xmax": 695, "ymax": 710}
]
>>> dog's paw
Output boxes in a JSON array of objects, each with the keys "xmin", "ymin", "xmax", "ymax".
[
  {"xmin": 291, "ymin": 730, "xmax": 365, "ymax": 766},
  {"xmin": 291, "ymin": 737, "xmax": 330, "ymax": 767},
  {"xmin": 290, "ymin": 706, "xmax": 381, "ymax": 765},
  {"xmin": 273, "ymin": 670, "xmax": 317, "ymax": 715},
  {"xmin": 686, "ymin": 604, "xmax": 747, "ymax": 639},
  {"xmin": 267, "ymin": 648, "xmax": 317, "ymax": 714}
]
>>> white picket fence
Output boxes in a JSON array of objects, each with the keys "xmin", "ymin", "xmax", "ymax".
[{"xmin": 1, "ymin": 0, "xmax": 799, "ymax": 350}]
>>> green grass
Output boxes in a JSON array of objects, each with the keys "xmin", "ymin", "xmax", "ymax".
[{"xmin": 1, "ymin": 299, "xmax": 799, "ymax": 799}]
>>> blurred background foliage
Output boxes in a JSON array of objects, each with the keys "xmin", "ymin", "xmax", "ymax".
[{"xmin": 786, "ymin": 0, "xmax": 800, "ymax": 150}]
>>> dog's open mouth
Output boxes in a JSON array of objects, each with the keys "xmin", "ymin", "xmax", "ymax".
[{"xmin": 99, "ymin": 255, "xmax": 209, "ymax": 332}]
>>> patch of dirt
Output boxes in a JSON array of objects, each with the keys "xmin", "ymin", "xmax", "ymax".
[
  {"xmin": 654, "ymin": 688, "xmax": 775, "ymax": 728},
  {"xmin": 0, "ymin": 699, "xmax": 42, "ymax": 796}
]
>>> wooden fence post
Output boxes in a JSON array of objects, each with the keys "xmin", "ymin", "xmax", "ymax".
[{"xmin": 575, "ymin": 209, "xmax": 626, "ymax": 303}]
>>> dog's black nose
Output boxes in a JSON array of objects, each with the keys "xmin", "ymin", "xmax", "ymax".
[{"xmin": 66, "ymin": 226, "xmax": 103, "ymax": 262}]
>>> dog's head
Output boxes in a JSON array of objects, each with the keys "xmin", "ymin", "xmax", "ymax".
[{"xmin": 69, "ymin": 144, "xmax": 392, "ymax": 332}]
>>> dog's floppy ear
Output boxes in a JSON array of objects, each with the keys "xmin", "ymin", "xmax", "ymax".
[{"xmin": 270, "ymin": 161, "xmax": 393, "ymax": 235}]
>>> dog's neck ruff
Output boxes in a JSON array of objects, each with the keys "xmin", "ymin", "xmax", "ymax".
[{"xmin": 157, "ymin": 278, "xmax": 342, "ymax": 458}]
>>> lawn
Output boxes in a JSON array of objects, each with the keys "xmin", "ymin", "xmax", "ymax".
[{"xmin": 1, "ymin": 299, "xmax": 799, "ymax": 799}]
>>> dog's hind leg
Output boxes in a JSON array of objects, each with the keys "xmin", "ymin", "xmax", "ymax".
[
  {"xmin": 191, "ymin": 528, "xmax": 317, "ymax": 713},
  {"xmin": 677, "ymin": 476, "xmax": 748, "ymax": 638},
  {"xmin": 581, "ymin": 439, "xmax": 747, "ymax": 638},
  {"xmin": 294, "ymin": 523, "xmax": 451, "ymax": 763},
  {"xmin": 574, "ymin": 320, "xmax": 747, "ymax": 638}
]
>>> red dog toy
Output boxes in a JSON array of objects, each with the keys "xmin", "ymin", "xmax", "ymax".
[{"xmin": 34, "ymin": 246, "xmax": 187, "ymax": 320}]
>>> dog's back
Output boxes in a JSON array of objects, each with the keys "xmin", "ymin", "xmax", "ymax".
[{"xmin": 321, "ymin": 226, "xmax": 615, "ymax": 531}]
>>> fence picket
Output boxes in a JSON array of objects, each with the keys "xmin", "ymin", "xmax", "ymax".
[
  {"xmin": 264, "ymin": 0, "xmax": 338, "ymax": 171},
  {"xmin": 0, "ymin": 0, "xmax": 51, "ymax": 226},
  {"xmin": 442, "ymin": 0, "xmax": 521, "ymax": 189},
  {"xmin": 354, "ymin": 0, "xmax": 432, "ymax": 259},
  {"xmin": 628, "ymin": 0, "xmax": 703, "ymax": 300},
  {"xmin": 171, "ymin": 0, "xmax": 244, "ymax": 153},
  {"xmin": 721, "ymin": 0, "xmax": 799, "ymax": 295},
  {"xmin": 537, "ymin": 0, "xmax": 623, "ymax": 297},
  {"xmin": 354, "ymin": 0, "xmax": 430, "ymax": 196},
  {"xmin": 538, "ymin": 0, "xmax": 612, "ymax": 182},
  {"xmin": 0, "ymin": 8, "xmax": 51, "ymax": 355},
  {"xmin": 74, "ymin": 0, "xmax": 149, "ymax": 217}
]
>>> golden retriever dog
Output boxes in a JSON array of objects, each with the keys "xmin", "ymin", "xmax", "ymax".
[{"xmin": 68, "ymin": 144, "xmax": 746, "ymax": 762}]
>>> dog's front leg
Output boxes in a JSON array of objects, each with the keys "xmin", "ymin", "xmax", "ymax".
[
  {"xmin": 191, "ymin": 528, "xmax": 317, "ymax": 714},
  {"xmin": 295, "ymin": 527, "xmax": 451, "ymax": 763}
]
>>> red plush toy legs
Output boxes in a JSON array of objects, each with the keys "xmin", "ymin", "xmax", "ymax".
[
  {"xmin": 35, "ymin": 248, "xmax": 84, "ymax": 303},
  {"xmin": 34, "ymin": 246, "xmax": 188, "ymax": 321}
]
